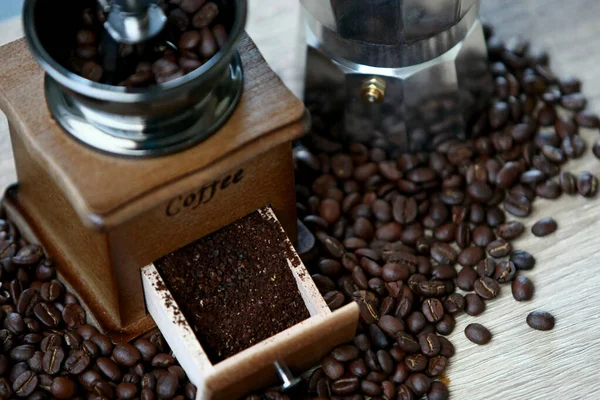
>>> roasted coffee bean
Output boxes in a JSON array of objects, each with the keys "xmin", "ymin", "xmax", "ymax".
[
  {"xmin": 365, "ymin": 349, "xmax": 382, "ymax": 371},
  {"xmin": 465, "ymin": 294, "xmax": 485, "ymax": 316},
  {"xmin": 0, "ymin": 377, "xmax": 11, "ymax": 398},
  {"xmin": 405, "ymin": 373, "xmax": 431, "ymax": 397},
  {"xmin": 443, "ymin": 293, "xmax": 465, "ymax": 314},
  {"xmin": 594, "ymin": 140, "xmax": 600, "ymax": 160},
  {"xmin": 378, "ymin": 315, "xmax": 404, "ymax": 337},
  {"xmin": 562, "ymin": 135, "xmax": 586, "ymax": 159},
  {"xmin": 348, "ymin": 359, "xmax": 368, "ymax": 378},
  {"xmin": 180, "ymin": 0, "xmax": 206, "ymax": 14},
  {"xmin": 559, "ymin": 76, "xmax": 581, "ymax": 94},
  {"xmin": 116, "ymin": 382, "xmax": 138, "ymax": 399},
  {"xmin": 5, "ymin": 312, "xmax": 25, "ymax": 334},
  {"xmin": 467, "ymin": 181, "xmax": 493, "ymax": 203},
  {"xmin": 577, "ymin": 171, "xmax": 598, "ymax": 197},
  {"xmin": 382, "ymin": 263, "xmax": 410, "ymax": 282},
  {"xmin": 377, "ymin": 349, "xmax": 394, "ymax": 374},
  {"xmin": 495, "ymin": 221, "xmax": 524, "ymax": 240},
  {"xmin": 474, "ymin": 277, "xmax": 500, "ymax": 300},
  {"xmin": 431, "ymin": 264, "xmax": 457, "ymax": 280},
  {"xmin": 486, "ymin": 206, "xmax": 506, "ymax": 226},
  {"xmin": 526, "ymin": 311, "xmax": 555, "ymax": 331},
  {"xmin": 16, "ymin": 288, "xmax": 39, "ymax": 315},
  {"xmin": 13, "ymin": 244, "xmax": 43, "ymax": 265},
  {"xmin": 369, "ymin": 324, "xmax": 389, "ymax": 349},
  {"xmin": 532, "ymin": 217, "xmax": 558, "ymax": 237},
  {"xmin": 430, "ymin": 243, "xmax": 457, "ymax": 265},
  {"xmin": 42, "ymin": 347, "xmax": 65, "ymax": 374},
  {"xmin": 405, "ymin": 353, "xmax": 427, "ymax": 373},
  {"xmin": 486, "ymin": 239, "xmax": 512, "ymax": 258},
  {"xmin": 489, "ymin": 101, "xmax": 510, "ymax": 129},
  {"xmin": 457, "ymin": 266, "xmax": 477, "ymax": 291},
  {"xmin": 397, "ymin": 384, "xmax": 416, "ymax": 400},
  {"xmin": 152, "ymin": 353, "xmax": 176, "ymax": 367},
  {"xmin": 512, "ymin": 275, "xmax": 534, "ymax": 301},
  {"xmin": 504, "ymin": 193, "xmax": 532, "ymax": 218},
  {"xmin": 435, "ymin": 313, "xmax": 455, "ymax": 336},
  {"xmin": 472, "ymin": 225, "xmax": 495, "ymax": 247},
  {"xmin": 536, "ymin": 180, "xmax": 562, "ymax": 199},
  {"xmin": 331, "ymin": 376, "xmax": 359, "ymax": 395},
  {"xmin": 434, "ymin": 223, "xmax": 456, "ymax": 242},
  {"xmin": 454, "ymin": 222, "xmax": 471, "ymax": 249},
  {"xmin": 11, "ymin": 344, "xmax": 36, "ymax": 362},
  {"xmin": 10, "ymin": 362, "xmax": 29, "ymax": 383},
  {"xmin": 64, "ymin": 349, "xmax": 91, "ymax": 375},
  {"xmin": 393, "ymin": 196, "xmax": 417, "ymax": 224},
  {"xmin": 324, "ymin": 291, "xmax": 345, "ymax": 310},
  {"xmin": 458, "ymin": 246, "xmax": 485, "ymax": 267},
  {"xmin": 113, "ymin": 343, "xmax": 142, "ymax": 367},
  {"xmin": 33, "ymin": 303, "xmax": 61, "ymax": 327},
  {"xmin": 494, "ymin": 261, "xmax": 517, "ymax": 283},
  {"xmin": 97, "ymin": 357, "xmax": 122, "ymax": 382},
  {"xmin": 561, "ymin": 93, "xmax": 586, "ymax": 111},
  {"xmin": 407, "ymin": 311, "xmax": 427, "ymax": 334},
  {"xmin": 361, "ymin": 380, "xmax": 382, "ymax": 396},
  {"xmin": 322, "ymin": 356, "xmax": 344, "ymax": 380},
  {"xmin": 419, "ymin": 333, "xmax": 440, "ymax": 356},
  {"xmin": 82, "ymin": 339, "xmax": 100, "ymax": 358},
  {"xmin": 575, "ymin": 110, "xmax": 600, "ymax": 128},
  {"xmin": 192, "ymin": 2, "xmax": 219, "ymax": 29},
  {"xmin": 465, "ymin": 323, "xmax": 492, "ymax": 345},
  {"xmin": 510, "ymin": 250, "xmax": 536, "ymax": 270},
  {"xmin": 396, "ymin": 332, "xmax": 420, "ymax": 353},
  {"xmin": 13, "ymin": 370, "xmax": 38, "ymax": 397},
  {"xmin": 330, "ymin": 345, "xmax": 359, "ymax": 363},
  {"xmin": 537, "ymin": 104, "xmax": 556, "ymax": 126},
  {"xmin": 428, "ymin": 381, "xmax": 450, "ymax": 400},
  {"xmin": 157, "ymin": 372, "xmax": 179, "ymax": 399},
  {"xmin": 62, "ymin": 304, "xmax": 85, "ymax": 328},
  {"xmin": 422, "ymin": 298, "xmax": 444, "ymax": 323},
  {"xmin": 178, "ymin": 30, "xmax": 202, "ymax": 50}
]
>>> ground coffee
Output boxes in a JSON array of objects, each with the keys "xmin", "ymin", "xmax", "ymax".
[{"xmin": 155, "ymin": 210, "xmax": 310, "ymax": 364}]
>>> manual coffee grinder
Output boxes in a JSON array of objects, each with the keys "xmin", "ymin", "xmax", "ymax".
[
  {"xmin": 0, "ymin": 0, "xmax": 311, "ymax": 340},
  {"xmin": 301, "ymin": 0, "xmax": 493, "ymax": 153}
]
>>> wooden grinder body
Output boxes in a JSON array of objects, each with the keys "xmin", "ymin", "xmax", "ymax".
[{"xmin": 0, "ymin": 34, "xmax": 308, "ymax": 339}]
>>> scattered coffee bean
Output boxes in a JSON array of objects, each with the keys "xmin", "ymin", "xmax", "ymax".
[
  {"xmin": 510, "ymin": 250, "xmax": 536, "ymax": 270},
  {"xmin": 531, "ymin": 217, "xmax": 558, "ymax": 237},
  {"xmin": 486, "ymin": 239, "xmax": 512, "ymax": 258},
  {"xmin": 496, "ymin": 221, "xmax": 525, "ymax": 240},
  {"xmin": 465, "ymin": 294, "xmax": 486, "ymax": 316},
  {"xmin": 526, "ymin": 311, "xmax": 556, "ymax": 331},
  {"xmin": 464, "ymin": 323, "xmax": 492, "ymax": 345},
  {"xmin": 577, "ymin": 171, "xmax": 598, "ymax": 197},
  {"xmin": 512, "ymin": 276, "xmax": 534, "ymax": 301},
  {"xmin": 474, "ymin": 277, "xmax": 500, "ymax": 300}
]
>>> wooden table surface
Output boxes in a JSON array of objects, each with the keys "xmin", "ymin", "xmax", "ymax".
[{"xmin": 1, "ymin": 1, "xmax": 600, "ymax": 398}]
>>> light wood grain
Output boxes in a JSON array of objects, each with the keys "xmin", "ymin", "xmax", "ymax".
[
  {"xmin": 2, "ymin": 1, "xmax": 600, "ymax": 399},
  {"xmin": 142, "ymin": 206, "xmax": 359, "ymax": 400}
]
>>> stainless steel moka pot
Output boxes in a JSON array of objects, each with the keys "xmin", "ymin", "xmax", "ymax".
[
  {"xmin": 23, "ymin": 0, "xmax": 246, "ymax": 157},
  {"xmin": 302, "ymin": 0, "xmax": 493, "ymax": 153}
]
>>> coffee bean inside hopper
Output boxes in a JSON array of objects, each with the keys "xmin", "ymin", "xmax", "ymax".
[{"xmin": 65, "ymin": 0, "xmax": 228, "ymax": 85}]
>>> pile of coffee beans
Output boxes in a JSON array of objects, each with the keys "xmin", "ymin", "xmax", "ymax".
[
  {"xmin": 68, "ymin": 0, "xmax": 227, "ymax": 86},
  {"xmin": 245, "ymin": 23, "xmax": 599, "ymax": 399},
  {"xmin": 0, "ymin": 212, "xmax": 196, "ymax": 399}
]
